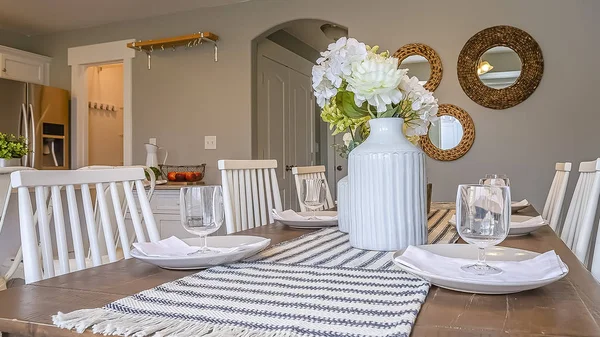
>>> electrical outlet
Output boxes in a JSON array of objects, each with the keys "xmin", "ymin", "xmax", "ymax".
[
  {"xmin": 149, "ymin": 138, "xmax": 157, "ymax": 145},
  {"xmin": 205, "ymin": 136, "xmax": 217, "ymax": 150}
]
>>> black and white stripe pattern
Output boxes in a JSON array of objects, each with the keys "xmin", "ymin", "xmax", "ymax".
[{"xmin": 53, "ymin": 226, "xmax": 458, "ymax": 336}]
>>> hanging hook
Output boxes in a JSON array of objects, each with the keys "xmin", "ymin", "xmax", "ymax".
[
  {"xmin": 172, "ymin": 45, "xmax": 176, "ymax": 52},
  {"xmin": 187, "ymin": 41, "xmax": 192, "ymax": 48},
  {"xmin": 214, "ymin": 44, "xmax": 218, "ymax": 62},
  {"xmin": 161, "ymin": 45, "xmax": 165, "ymax": 51}
]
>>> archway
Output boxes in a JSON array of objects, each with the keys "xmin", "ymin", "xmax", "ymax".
[{"xmin": 251, "ymin": 19, "xmax": 347, "ymax": 210}]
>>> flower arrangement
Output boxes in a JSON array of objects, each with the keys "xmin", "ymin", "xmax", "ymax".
[
  {"xmin": 0, "ymin": 133, "xmax": 29, "ymax": 160},
  {"xmin": 313, "ymin": 37, "xmax": 439, "ymax": 157}
]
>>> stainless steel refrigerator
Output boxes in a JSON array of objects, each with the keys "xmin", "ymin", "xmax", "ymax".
[{"xmin": 0, "ymin": 78, "xmax": 70, "ymax": 169}]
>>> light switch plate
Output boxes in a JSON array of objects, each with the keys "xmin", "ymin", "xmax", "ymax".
[
  {"xmin": 205, "ymin": 136, "xmax": 217, "ymax": 150},
  {"xmin": 149, "ymin": 138, "xmax": 157, "ymax": 145}
]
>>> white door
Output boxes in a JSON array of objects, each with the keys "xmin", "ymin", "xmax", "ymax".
[
  {"xmin": 257, "ymin": 55, "xmax": 292, "ymax": 209},
  {"xmin": 288, "ymin": 68, "xmax": 314, "ymax": 210},
  {"xmin": 256, "ymin": 41, "xmax": 315, "ymax": 210}
]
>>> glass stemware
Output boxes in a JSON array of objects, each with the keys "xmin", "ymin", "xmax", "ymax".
[
  {"xmin": 180, "ymin": 186, "xmax": 224, "ymax": 253},
  {"xmin": 300, "ymin": 178, "xmax": 327, "ymax": 219},
  {"xmin": 456, "ymin": 184, "xmax": 511, "ymax": 275},
  {"xmin": 479, "ymin": 174, "xmax": 510, "ymax": 187}
]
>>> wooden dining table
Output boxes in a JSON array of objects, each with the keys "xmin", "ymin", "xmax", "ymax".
[{"xmin": 0, "ymin": 205, "xmax": 599, "ymax": 337}]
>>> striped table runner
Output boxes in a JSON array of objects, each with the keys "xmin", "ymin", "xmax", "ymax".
[
  {"xmin": 53, "ymin": 214, "xmax": 458, "ymax": 337},
  {"xmin": 428, "ymin": 208, "xmax": 458, "ymax": 244}
]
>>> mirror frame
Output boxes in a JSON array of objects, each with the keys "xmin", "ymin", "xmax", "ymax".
[
  {"xmin": 457, "ymin": 25, "xmax": 544, "ymax": 109},
  {"xmin": 421, "ymin": 104, "xmax": 475, "ymax": 161},
  {"xmin": 393, "ymin": 43, "xmax": 443, "ymax": 92}
]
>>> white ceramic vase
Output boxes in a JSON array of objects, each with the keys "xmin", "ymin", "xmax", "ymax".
[
  {"xmin": 336, "ymin": 176, "xmax": 350, "ymax": 233},
  {"xmin": 348, "ymin": 118, "xmax": 427, "ymax": 251},
  {"xmin": 0, "ymin": 158, "xmax": 19, "ymax": 168}
]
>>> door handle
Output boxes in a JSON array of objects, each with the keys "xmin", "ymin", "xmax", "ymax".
[
  {"xmin": 20, "ymin": 104, "xmax": 29, "ymax": 167},
  {"xmin": 28, "ymin": 104, "xmax": 36, "ymax": 168},
  {"xmin": 336, "ymin": 165, "xmax": 343, "ymax": 171}
]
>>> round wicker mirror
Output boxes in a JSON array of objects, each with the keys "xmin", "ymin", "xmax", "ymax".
[
  {"xmin": 421, "ymin": 104, "xmax": 475, "ymax": 161},
  {"xmin": 457, "ymin": 25, "xmax": 544, "ymax": 109},
  {"xmin": 393, "ymin": 43, "xmax": 442, "ymax": 92}
]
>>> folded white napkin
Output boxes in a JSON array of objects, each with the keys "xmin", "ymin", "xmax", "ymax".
[
  {"xmin": 272, "ymin": 209, "xmax": 338, "ymax": 221},
  {"xmin": 512, "ymin": 199, "xmax": 530, "ymax": 207},
  {"xmin": 511, "ymin": 215, "xmax": 545, "ymax": 228},
  {"xmin": 395, "ymin": 245, "xmax": 567, "ymax": 283},
  {"xmin": 133, "ymin": 236, "xmax": 240, "ymax": 257},
  {"xmin": 449, "ymin": 214, "xmax": 545, "ymax": 229}
]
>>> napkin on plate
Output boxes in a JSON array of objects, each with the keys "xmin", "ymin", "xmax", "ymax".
[
  {"xmin": 511, "ymin": 215, "xmax": 545, "ymax": 228},
  {"xmin": 133, "ymin": 236, "xmax": 240, "ymax": 257},
  {"xmin": 395, "ymin": 245, "xmax": 567, "ymax": 282},
  {"xmin": 272, "ymin": 209, "xmax": 338, "ymax": 221},
  {"xmin": 512, "ymin": 199, "xmax": 530, "ymax": 207}
]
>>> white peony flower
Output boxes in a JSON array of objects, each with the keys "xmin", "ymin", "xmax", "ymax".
[
  {"xmin": 343, "ymin": 132, "xmax": 353, "ymax": 147},
  {"xmin": 346, "ymin": 55, "xmax": 406, "ymax": 112}
]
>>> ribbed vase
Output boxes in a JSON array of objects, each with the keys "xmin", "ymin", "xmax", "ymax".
[
  {"xmin": 336, "ymin": 176, "xmax": 350, "ymax": 233},
  {"xmin": 348, "ymin": 118, "xmax": 427, "ymax": 251}
]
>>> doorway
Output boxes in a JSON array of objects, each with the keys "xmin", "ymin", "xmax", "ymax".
[
  {"xmin": 87, "ymin": 63, "xmax": 124, "ymax": 166},
  {"xmin": 253, "ymin": 19, "xmax": 348, "ymax": 210},
  {"xmin": 68, "ymin": 39, "xmax": 135, "ymax": 168}
]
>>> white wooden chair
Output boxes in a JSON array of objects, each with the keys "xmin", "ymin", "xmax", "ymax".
[
  {"xmin": 10, "ymin": 167, "xmax": 160, "ymax": 284},
  {"xmin": 218, "ymin": 160, "xmax": 282, "ymax": 234},
  {"xmin": 291, "ymin": 165, "xmax": 334, "ymax": 212},
  {"xmin": 560, "ymin": 159, "xmax": 600, "ymax": 265},
  {"xmin": 542, "ymin": 162, "xmax": 572, "ymax": 233},
  {"xmin": 0, "ymin": 167, "xmax": 35, "ymax": 290}
]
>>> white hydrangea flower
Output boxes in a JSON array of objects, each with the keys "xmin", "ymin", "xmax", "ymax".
[
  {"xmin": 342, "ymin": 132, "xmax": 353, "ymax": 147},
  {"xmin": 346, "ymin": 55, "xmax": 406, "ymax": 112},
  {"xmin": 405, "ymin": 118, "xmax": 429, "ymax": 136},
  {"xmin": 312, "ymin": 37, "xmax": 368, "ymax": 107}
]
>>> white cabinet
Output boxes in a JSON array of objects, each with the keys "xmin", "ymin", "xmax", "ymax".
[{"xmin": 0, "ymin": 45, "xmax": 51, "ymax": 85}]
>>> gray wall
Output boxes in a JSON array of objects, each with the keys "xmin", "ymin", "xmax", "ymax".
[{"xmin": 9, "ymin": 0, "xmax": 599, "ymax": 210}]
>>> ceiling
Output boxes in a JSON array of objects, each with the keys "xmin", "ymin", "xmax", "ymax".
[
  {"xmin": 0, "ymin": 0, "xmax": 251, "ymax": 36},
  {"xmin": 283, "ymin": 19, "xmax": 342, "ymax": 52}
]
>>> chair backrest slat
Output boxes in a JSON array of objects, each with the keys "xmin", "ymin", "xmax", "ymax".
[
  {"xmin": 291, "ymin": 166, "xmax": 335, "ymax": 212},
  {"xmin": 65, "ymin": 184, "xmax": 86, "ymax": 271},
  {"xmin": 218, "ymin": 160, "xmax": 283, "ymax": 233},
  {"xmin": 122, "ymin": 181, "xmax": 147, "ymax": 243},
  {"xmin": 51, "ymin": 185, "xmax": 70, "ymax": 275},
  {"xmin": 95, "ymin": 182, "xmax": 118, "ymax": 262},
  {"xmin": 542, "ymin": 162, "xmax": 572, "ymax": 233},
  {"xmin": 109, "ymin": 182, "xmax": 131, "ymax": 259},
  {"xmin": 35, "ymin": 186, "xmax": 55, "ymax": 279},
  {"xmin": 80, "ymin": 183, "xmax": 102, "ymax": 266},
  {"xmin": 135, "ymin": 180, "xmax": 160, "ymax": 242},
  {"xmin": 10, "ymin": 167, "xmax": 160, "ymax": 284},
  {"xmin": 560, "ymin": 159, "xmax": 600, "ymax": 265}
]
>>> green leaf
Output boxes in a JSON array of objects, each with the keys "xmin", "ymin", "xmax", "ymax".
[
  {"xmin": 338, "ymin": 91, "xmax": 369, "ymax": 118},
  {"xmin": 354, "ymin": 124, "xmax": 365, "ymax": 143},
  {"xmin": 378, "ymin": 105, "xmax": 399, "ymax": 118}
]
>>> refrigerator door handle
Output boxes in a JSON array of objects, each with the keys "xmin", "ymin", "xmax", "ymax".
[
  {"xmin": 20, "ymin": 103, "xmax": 29, "ymax": 167},
  {"xmin": 28, "ymin": 103, "xmax": 36, "ymax": 168}
]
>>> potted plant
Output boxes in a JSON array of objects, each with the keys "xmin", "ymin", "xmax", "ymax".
[
  {"xmin": 0, "ymin": 133, "xmax": 29, "ymax": 167},
  {"xmin": 314, "ymin": 37, "xmax": 438, "ymax": 250}
]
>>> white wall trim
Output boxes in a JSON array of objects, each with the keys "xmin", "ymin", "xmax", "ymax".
[{"xmin": 68, "ymin": 39, "xmax": 135, "ymax": 168}]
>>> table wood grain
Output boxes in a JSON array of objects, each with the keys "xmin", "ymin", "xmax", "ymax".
[{"xmin": 0, "ymin": 205, "xmax": 599, "ymax": 337}]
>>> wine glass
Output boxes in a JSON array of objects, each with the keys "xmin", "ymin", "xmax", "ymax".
[
  {"xmin": 479, "ymin": 174, "xmax": 510, "ymax": 187},
  {"xmin": 456, "ymin": 184, "xmax": 510, "ymax": 275},
  {"xmin": 180, "ymin": 186, "xmax": 224, "ymax": 253},
  {"xmin": 300, "ymin": 178, "xmax": 327, "ymax": 219}
]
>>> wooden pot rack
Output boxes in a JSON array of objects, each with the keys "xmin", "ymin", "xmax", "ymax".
[{"xmin": 127, "ymin": 32, "xmax": 219, "ymax": 70}]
